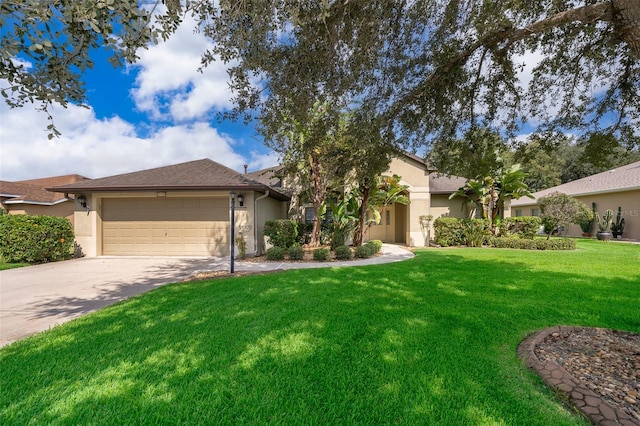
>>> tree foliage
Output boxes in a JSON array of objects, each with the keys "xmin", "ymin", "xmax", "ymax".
[
  {"xmin": 3, "ymin": 1, "xmax": 639, "ymax": 146},
  {"xmin": 538, "ymin": 192, "xmax": 591, "ymax": 239}
]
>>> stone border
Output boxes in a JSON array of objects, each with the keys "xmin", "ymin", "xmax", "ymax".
[{"xmin": 517, "ymin": 326, "xmax": 639, "ymax": 426}]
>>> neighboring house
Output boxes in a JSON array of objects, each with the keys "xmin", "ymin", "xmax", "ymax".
[
  {"xmin": 511, "ymin": 161, "xmax": 640, "ymax": 241},
  {"xmin": 0, "ymin": 175, "xmax": 88, "ymax": 223},
  {"xmin": 47, "ymin": 159, "xmax": 290, "ymax": 257}
]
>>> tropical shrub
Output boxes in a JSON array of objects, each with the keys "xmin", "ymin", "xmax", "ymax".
[
  {"xmin": 500, "ymin": 216, "xmax": 541, "ymax": 239},
  {"xmin": 0, "ymin": 215, "xmax": 74, "ymax": 263},
  {"xmin": 433, "ymin": 217, "xmax": 465, "ymax": 247},
  {"xmin": 266, "ymin": 246, "xmax": 286, "ymax": 260},
  {"xmin": 492, "ymin": 237, "xmax": 576, "ymax": 250},
  {"xmin": 334, "ymin": 245, "xmax": 352, "ymax": 260},
  {"xmin": 461, "ymin": 219, "xmax": 491, "ymax": 247},
  {"xmin": 264, "ymin": 220, "xmax": 298, "ymax": 248},
  {"xmin": 313, "ymin": 248, "xmax": 330, "ymax": 261}
]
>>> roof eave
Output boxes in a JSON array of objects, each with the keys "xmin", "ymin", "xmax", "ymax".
[{"xmin": 47, "ymin": 185, "xmax": 291, "ymax": 201}]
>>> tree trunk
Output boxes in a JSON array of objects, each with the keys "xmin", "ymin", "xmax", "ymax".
[
  {"xmin": 309, "ymin": 156, "xmax": 325, "ymax": 247},
  {"xmin": 613, "ymin": 0, "xmax": 640, "ymax": 58},
  {"xmin": 354, "ymin": 186, "xmax": 371, "ymax": 246}
]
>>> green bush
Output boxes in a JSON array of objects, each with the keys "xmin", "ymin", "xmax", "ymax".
[
  {"xmin": 367, "ymin": 239, "xmax": 383, "ymax": 253},
  {"xmin": 492, "ymin": 237, "xmax": 576, "ymax": 250},
  {"xmin": 0, "ymin": 215, "xmax": 74, "ymax": 263},
  {"xmin": 434, "ymin": 217, "xmax": 465, "ymax": 247},
  {"xmin": 355, "ymin": 244, "xmax": 374, "ymax": 258},
  {"xmin": 334, "ymin": 245, "xmax": 352, "ymax": 260},
  {"xmin": 500, "ymin": 216, "xmax": 541, "ymax": 239},
  {"xmin": 266, "ymin": 246, "xmax": 286, "ymax": 260},
  {"xmin": 313, "ymin": 248, "xmax": 330, "ymax": 261},
  {"xmin": 461, "ymin": 219, "xmax": 491, "ymax": 247},
  {"xmin": 287, "ymin": 246, "xmax": 305, "ymax": 260},
  {"xmin": 263, "ymin": 220, "xmax": 298, "ymax": 248}
]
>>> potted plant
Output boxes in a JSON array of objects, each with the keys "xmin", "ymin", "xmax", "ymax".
[
  {"xmin": 610, "ymin": 206, "xmax": 625, "ymax": 239},
  {"xmin": 576, "ymin": 202, "xmax": 595, "ymax": 237},
  {"xmin": 595, "ymin": 209, "xmax": 613, "ymax": 241}
]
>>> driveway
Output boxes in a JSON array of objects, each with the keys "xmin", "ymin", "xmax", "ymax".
[{"xmin": 0, "ymin": 257, "xmax": 226, "ymax": 347}]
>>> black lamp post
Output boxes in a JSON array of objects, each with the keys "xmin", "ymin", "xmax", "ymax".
[{"xmin": 230, "ymin": 191, "xmax": 235, "ymax": 274}]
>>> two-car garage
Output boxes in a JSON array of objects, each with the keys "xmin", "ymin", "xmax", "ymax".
[{"xmin": 101, "ymin": 197, "xmax": 230, "ymax": 256}]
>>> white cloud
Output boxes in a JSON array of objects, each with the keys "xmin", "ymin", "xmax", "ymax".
[
  {"xmin": 130, "ymin": 15, "xmax": 235, "ymax": 121},
  {"xmin": 0, "ymin": 102, "xmax": 268, "ymax": 181}
]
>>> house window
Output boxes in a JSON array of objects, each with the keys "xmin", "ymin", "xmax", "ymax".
[
  {"xmin": 386, "ymin": 210, "xmax": 391, "ymax": 225},
  {"xmin": 531, "ymin": 208, "xmax": 539, "ymax": 217},
  {"xmin": 305, "ymin": 207, "xmax": 315, "ymax": 223},
  {"xmin": 515, "ymin": 209, "xmax": 522, "ymax": 217}
]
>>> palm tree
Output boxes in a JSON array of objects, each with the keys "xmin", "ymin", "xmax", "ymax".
[
  {"xmin": 450, "ymin": 164, "xmax": 533, "ymax": 232},
  {"xmin": 353, "ymin": 174, "xmax": 409, "ymax": 245}
]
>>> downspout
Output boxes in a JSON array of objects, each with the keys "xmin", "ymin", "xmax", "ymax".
[{"xmin": 254, "ymin": 191, "xmax": 270, "ymax": 254}]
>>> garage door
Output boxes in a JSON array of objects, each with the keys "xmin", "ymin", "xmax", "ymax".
[{"xmin": 102, "ymin": 197, "xmax": 229, "ymax": 256}]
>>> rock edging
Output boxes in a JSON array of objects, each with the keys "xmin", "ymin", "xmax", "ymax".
[{"xmin": 517, "ymin": 325, "xmax": 639, "ymax": 426}]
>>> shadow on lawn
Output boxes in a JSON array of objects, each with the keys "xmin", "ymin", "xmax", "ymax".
[{"xmin": 1, "ymin": 250, "xmax": 638, "ymax": 425}]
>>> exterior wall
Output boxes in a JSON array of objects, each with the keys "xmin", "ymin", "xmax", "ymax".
[
  {"xmin": 4, "ymin": 201, "xmax": 75, "ymax": 224},
  {"xmin": 254, "ymin": 193, "xmax": 288, "ymax": 255},
  {"xmin": 513, "ymin": 189, "xmax": 640, "ymax": 241},
  {"xmin": 385, "ymin": 156, "xmax": 431, "ymax": 247},
  {"xmin": 72, "ymin": 190, "xmax": 286, "ymax": 257}
]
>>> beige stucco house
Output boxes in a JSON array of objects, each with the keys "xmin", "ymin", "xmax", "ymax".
[
  {"xmin": 511, "ymin": 161, "xmax": 640, "ymax": 241},
  {"xmin": 250, "ymin": 152, "xmax": 485, "ymax": 248},
  {"xmin": 0, "ymin": 175, "xmax": 88, "ymax": 224},
  {"xmin": 45, "ymin": 153, "xmax": 498, "ymax": 257},
  {"xmin": 362, "ymin": 153, "xmax": 497, "ymax": 246},
  {"xmin": 48, "ymin": 159, "xmax": 290, "ymax": 257}
]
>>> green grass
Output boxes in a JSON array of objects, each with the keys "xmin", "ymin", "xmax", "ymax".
[
  {"xmin": 1, "ymin": 240, "xmax": 638, "ymax": 425},
  {"xmin": 0, "ymin": 260, "xmax": 28, "ymax": 270}
]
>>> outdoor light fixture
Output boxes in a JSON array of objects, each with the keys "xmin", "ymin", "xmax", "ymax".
[
  {"xmin": 237, "ymin": 193, "xmax": 244, "ymax": 207},
  {"xmin": 77, "ymin": 195, "xmax": 87, "ymax": 209}
]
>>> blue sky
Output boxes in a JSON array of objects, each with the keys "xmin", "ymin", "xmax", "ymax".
[{"xmin": 0, "ymin": 15, "xmax": 278, "ymax": 182}]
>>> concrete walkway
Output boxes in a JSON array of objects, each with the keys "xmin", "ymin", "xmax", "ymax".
[{"xmin": 0, "ymin": 244, "xmax": 413, "ymax": 347}]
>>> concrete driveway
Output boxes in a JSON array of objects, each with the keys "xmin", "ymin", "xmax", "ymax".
[{"xmin": 0, "ymin": 256, "xmax": 226, "ymax": 347}]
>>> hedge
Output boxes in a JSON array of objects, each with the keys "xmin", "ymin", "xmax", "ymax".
[
  {"xmin": 492, "ymin": 237, "xmax": 576, "ymax": 250},
  {"xmin": 434, "ymin": 217, "xmax": 465, "ymax": 247},
  {"xmin": 500, "ymin": 216, "xmax": 541, "ymax": 239},
  {"xmin": 287, "ymin": 246, "xmax": 305, "ymax": 260},
  {"xmin": 266, "ymin": 246, "xmax": 286, "ymax": 260},
  {"xmin": 355, "ymin": 244, "xmax": 374, "ymax": 258},
  {"xmin": 334, "ymin": 245, "xmax": 352, "ymax": 260},
  {"xmin": 0, "ymin": 215, "xmax": 74, "ymax": 263},
  {"xmin": 264, "ymin": 220, "xmax": 298, "ymax": 248},
  {"xmin": 313, "ymin": 248, "xmax": 330, "ymax": 261}
]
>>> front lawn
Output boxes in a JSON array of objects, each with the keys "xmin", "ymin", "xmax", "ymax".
[{"xmin": 1, "ymin": 240, "xmax": 638, "ymax": 425}]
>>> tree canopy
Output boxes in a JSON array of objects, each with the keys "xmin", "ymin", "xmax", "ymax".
[{"xmin": 2, "ymin": 1, "xmax": 639, "ymax": 146}]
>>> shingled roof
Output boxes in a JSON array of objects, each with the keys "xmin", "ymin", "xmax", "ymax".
[
  {"xmin": 1, "ymin": 175, "xmax": 88, "ymax": 205},
  {"xmin": 512, "ymin": 160, "xmax": 640, "ymax": 206},
  {"xmin": 429, "ymin": 173, "xmax": 467, "ymax": 194},
  {"xmin": 46, "ymin": 159, "xmax": 290, "ymax": 201}
]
